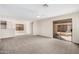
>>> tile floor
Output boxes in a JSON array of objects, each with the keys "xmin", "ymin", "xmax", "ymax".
[{"xmin": 0, "ymin": 35, "xmax": 79, "ymax": 54}]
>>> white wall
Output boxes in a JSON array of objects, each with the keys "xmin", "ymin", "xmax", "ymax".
[
  {"xmin": 33, "ymin": 12, "xmax": 79, "ymax": 44},
  {"xmin": 0, "ymin": 18, "xmax": 32, "ymax": 39},
  {"xmin": 33, "ymin": 19, "xmax": 53, "ymax": 37},
  {"xmin": 33, "ymin": 21, "xmax": 38, "ymax": 35}
]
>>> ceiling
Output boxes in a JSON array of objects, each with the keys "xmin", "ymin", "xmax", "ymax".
[{"xmin": 0, "ymin": 4, "xmax": 79, "ymax": 21}]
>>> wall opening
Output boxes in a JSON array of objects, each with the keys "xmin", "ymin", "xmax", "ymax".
[{"xmin": 53, "ymin": 18, "xmax": 72, "ymax": 41}]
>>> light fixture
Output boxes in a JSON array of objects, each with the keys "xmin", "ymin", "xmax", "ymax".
[
  {"xmin": 36, "ymin": 16, "xmax": 40, "ymax": 18},
  {"xmin": 43, "ymin": 4, "xmax": 48, "ymax": 7}
]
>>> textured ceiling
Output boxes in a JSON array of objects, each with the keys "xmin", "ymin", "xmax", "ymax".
[{"xmin": 0, "ymin": 4, "xmax": 79, "ymax": 21}]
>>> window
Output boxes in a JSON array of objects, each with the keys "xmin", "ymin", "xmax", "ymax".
[
  {"xmin": 57, "ymin": 24, "xmax": 72, "ymax": 33},
  {"xmin": 16, "ymin": 24, "xmax": 24, "ymax": 31},
  {"xmin": 57, "ymin": 25, "xmax": 67, "ymax": 32},
  {"xmin": 0, "ymin": 21, "xmax": 7, "ymax": 29}
]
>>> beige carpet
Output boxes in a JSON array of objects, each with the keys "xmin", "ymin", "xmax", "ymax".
[{"xmin": 0, "ymin": 35, "xmax": 79, "ymax": 54}]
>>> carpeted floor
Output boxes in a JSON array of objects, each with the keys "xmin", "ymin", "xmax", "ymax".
[{"xmin": 0, "ymin": 35, "xmax": 79, "ymax": 54}]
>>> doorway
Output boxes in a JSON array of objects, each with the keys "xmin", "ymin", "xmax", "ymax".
[{"xmin": 53, "ymin": 18, "xmax": 72, "ymax": 41}]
